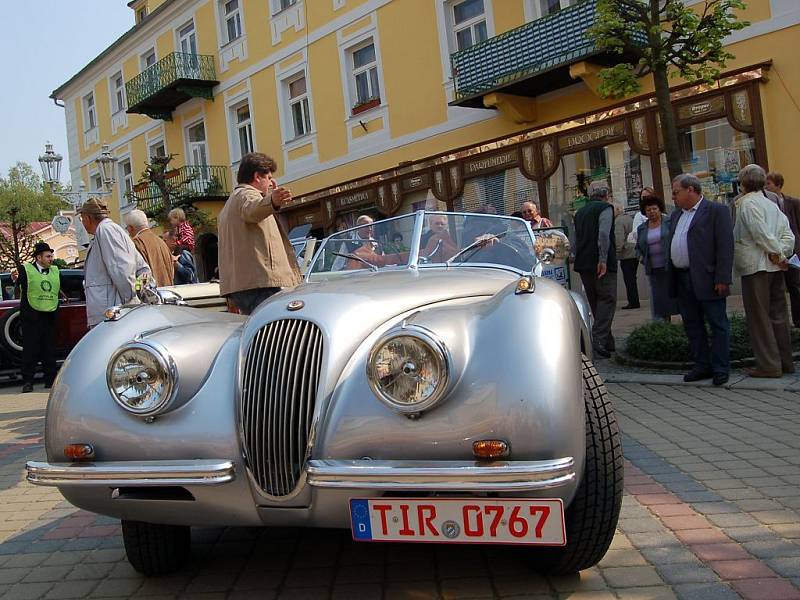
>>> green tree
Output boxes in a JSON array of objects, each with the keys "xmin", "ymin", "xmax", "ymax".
[
  {"xmin": 0, "ymin": 162, "xmax": 67, "ymax": 270},
  {"xmin": 589, "ymin": 0, "xmax": 748, "ymax": 180}
]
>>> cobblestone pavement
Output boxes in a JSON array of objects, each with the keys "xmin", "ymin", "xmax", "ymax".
[{"xmin": 0, "ymin": 382, "xmax": 798, "ymax": 600}]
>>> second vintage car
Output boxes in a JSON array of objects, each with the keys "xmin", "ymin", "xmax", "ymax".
[{"xmin": 27, "ymin": 211, "xmax": 622, "ymax": 576}]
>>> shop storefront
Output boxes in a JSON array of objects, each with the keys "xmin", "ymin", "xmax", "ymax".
[{"xmin": 283, "ymin": 65, "xmax": 767, "ymax": 236}]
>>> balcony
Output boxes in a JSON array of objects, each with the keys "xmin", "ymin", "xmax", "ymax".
[
  {"xmin": 125, "ymin": 52, "xmax": 219, "ymax": 121},
  {"xmin": 450, "ymin": 0, "xmax": 644, "ymax": 108},
  {"xmin": 131, "ymin": 165, "xmax": 230, "ymax": 216}
]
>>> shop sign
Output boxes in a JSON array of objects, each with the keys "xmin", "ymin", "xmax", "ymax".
[
  {"xmin": 558, "ymin": 122, "xmax": 625, "ymax": 152},
  {"xmin": 464, "ymin": 150, "xmax": 517, "ymax": 177},
  {"xmin": 334, "ymin": 188, "xmax": 376, "ymax": 210},
  {"xmin": 401, "ymin": 173, "xmax": 430, "ymax": 192},
  {"xmin": 677, "ymin": 95, "xmax": 725, "ymax": 122}
]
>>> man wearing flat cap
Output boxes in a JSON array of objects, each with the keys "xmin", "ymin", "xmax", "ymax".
[
  {"xmin": 78, "ymin": 198, "xmax": 141, "ymax": 328},
  {"xmin": 11, "ymin": 242, "xmax": 62, "ymax": 393}
]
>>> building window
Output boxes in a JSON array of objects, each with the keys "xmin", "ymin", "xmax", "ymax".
[
  {"xmin": 224, "ymin": 0, "xmax": 243, "ymax": 43},
  {"xmin": 234, "ymin": 102, "xmax": 254, "ymax": 159},
  {"xmin": 111, "ymin": 72, "xmax": 126, "ymax": 113},
  {"xmin": 453, "ymin": 0, "xmax": 487, "ymax": 51},
  {"xmin": 350, "ymin": 42, "xmax": 380, "ymax": 110},
  {"xmin": 118, "ymin": 160, "xmax": 134, "ymax": 202},
  {"xmin": 137, "ymin": 7, "xmax": 147, "ymax": 23},
  {"xmin": 141, "ymin": 48, "xmax": 156, "ymax": 70},
  {"xmin": 83, "ymin": 93, "xmax": 97, "ymax": 131},
  {"xmin": 149, "ymin": 141, "xmax": 166, "ymax": 159},
  {"xmin": 288, "ymin": 75, "xmax": 312, "ymax": 139},
  {"xmin": 178, "ymin": 21, "xmax": 198, "ymax": 55},
  {"xmin": 537, "ymin": 0, "xmax": 579, "ymax": 18},
  {"xmin": 274, "ymin": 0, "xmax": 297, "ymax": 12},
  {"xmin": 90, "ymin": 174, "xmax": 103, "ymax": 192}
]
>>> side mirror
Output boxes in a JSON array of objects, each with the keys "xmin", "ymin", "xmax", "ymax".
[{"xmin": 156, "ymin": 289, "xmax": 187, "ymax": 306}]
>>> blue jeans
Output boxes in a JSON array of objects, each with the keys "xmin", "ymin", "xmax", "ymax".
[{"xmin": 674, "ymin": 270, "xmax": 730, "ymax": 375}]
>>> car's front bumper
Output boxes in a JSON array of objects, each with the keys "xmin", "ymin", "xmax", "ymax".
[
  {"xmin": 25, "ymin": 459, "xmax": 235, "ymax": 487},
  {"xmin": 306, "ymin": 457, "xmax": 575, "ymax": 491}
]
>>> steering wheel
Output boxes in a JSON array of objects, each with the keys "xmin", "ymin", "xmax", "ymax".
[{"xmin": 455, "ymin": 239, "xmax": 531, "ymax": 271}]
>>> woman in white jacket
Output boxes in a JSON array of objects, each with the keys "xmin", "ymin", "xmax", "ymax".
[{"xmin": 733, "ymin": 164, "xmax": 796, "ymax": 377}]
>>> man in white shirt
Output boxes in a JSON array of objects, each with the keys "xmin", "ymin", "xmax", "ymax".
[{"xmin": 667, "ymin": 174, "xmax": 734, "ymax": 386}]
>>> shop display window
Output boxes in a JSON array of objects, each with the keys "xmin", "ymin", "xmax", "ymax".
[
  {"xmin": 545, "ymin": 141, "xmax": 655, "ymax": 241},
  {"xmin": 454, "ymin": 167, "xmax": 540, "ymax": 215},
  {"xmin": 658, "ymin": 117, "xmax": 756, "ymax": 206}
]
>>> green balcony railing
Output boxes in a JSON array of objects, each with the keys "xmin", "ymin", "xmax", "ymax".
[
  {"xmin": 125, "ymin": 52, "xmax": 218, "ymax": 120},
  {"xmin": 450, "ymin": 0, "xmax": 643, "ymax": 106},
  {"xmin": 132, "ymin": 165, "xmax": 229, "ymax": 216}
]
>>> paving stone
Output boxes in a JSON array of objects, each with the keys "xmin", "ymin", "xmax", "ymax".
[
  {"xmin": 730, "ymin": 577, "xmax": 800, "ymax": 600},
  {"xmin": 766, "ymin": 557, "xmax": 800, "ymax": 578},
  {"xmin": 44, "ymin": 580, "xmax": 99, "ymax": 599},
  {"xmin": 723, "ymin": 526, "xmax": 779, "ymax": 543},
  {"xmin": 752, "ymin": 510, "xmax": 800, "ymax": 525},
  {"xmin": 770, "ymin": 524, "xmax": 800, "ymax": 539},
  {"xmin": 384, "ymin": 580, "xmax": 439, "ymax": 600},
  {"xmin": 597, "ymin": 549, "xmax": 648, "ymax": 568},
  {"xmin": 618, "ymin": 518, "xmax": 666, "ymax": 534},
  {"xmin": 66, "ymin": 561, "xmax": 115, "ymax": 580},
  {"xmin": 2, "ymin": 582, "xmax": 56, "ymax": 600},
  {"xmin": 742, "ymin": 539, "xmax": 800, "ymax": 559},
  {"xmin": 492, "ymin": 573, "xmax": 552, "ymax": 596},
  {"xmin": 626, "ymin": 532, "xmax": 682, "ymax": 549},
  {"xmin": 440, "ymin": 577, "xmax": 494, "ymax": 599},
  {"xmin": 708, "ymin": 558, "xmax": 777, "ymax": 580},
  {"xmin": 655, "ymin": 563, "xmax": 719, "ymax": 585},
  {"xmin": 706, "ymin": 513, "xmax": 760, "ymax": 528},
  {"xmin": 639, "ymin": 546, "xmax": 700, "ymax": 565},
  {"xmin": 21, "ymin": 565, "xmax": 72, "ymax": 584},
  {"xmin": 688, "ymin": 502, "xmax": 738, "ymax": 515},
  {"xmin": 88, "ymin": 578, "xmax": 143, "ymax": 597},
  {"xmin": 673, "ymin": 582, "xmax": 740, "ymax": 600},
  {"xmin": 0, "ymin": 568, "xmax": 30, "ymax": 585},
  {"xmin": 330, "ymin": 583, "xmax": 383, "ymax": 600},
  {"xmin": 601, "ymin": 566, "xmax": 662, "ymax": 588},
  {"xmin": 614, "ymin": 586, "xmax": 678, "ymax": 600}
]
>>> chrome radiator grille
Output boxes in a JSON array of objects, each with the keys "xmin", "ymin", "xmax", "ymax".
[{"xmin": 241, "ymin": 319, "xmax": 324, "ymax": 496}]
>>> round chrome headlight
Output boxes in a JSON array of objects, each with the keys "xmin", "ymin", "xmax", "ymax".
[
  {"xmin": 107, "ymin": 342, "xmax": 176, "ymax": 416},
  {"xmin": 367, "ymin": 328, "xmax": 449, "ymax": 414}
]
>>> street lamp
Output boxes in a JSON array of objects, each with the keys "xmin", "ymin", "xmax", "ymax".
[{"xmin": 38, "ymin": 142, "xmax": 116, "ymax": 209}]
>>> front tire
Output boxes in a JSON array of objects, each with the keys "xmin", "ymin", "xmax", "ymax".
[
  {"xmin": 122, "ymin": 520, "xmax": 190, "ymax": 576},
  {"xmin": 531, "ymin": 355, "xmax": 623, "ymax": 574}
]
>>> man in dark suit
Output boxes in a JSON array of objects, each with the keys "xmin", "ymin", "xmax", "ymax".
[
  {"xmin": 766, "ymin": 172, "xmax": 800, "ymax": 327},
  {"xmin": 668, "ymin": 174, "xmax": 734, "ymax": 386}
]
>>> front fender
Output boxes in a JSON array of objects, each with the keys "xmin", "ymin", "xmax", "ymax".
[{"xmin": 315, "ymin": 277, "xmax": 585, "ymax": 500}]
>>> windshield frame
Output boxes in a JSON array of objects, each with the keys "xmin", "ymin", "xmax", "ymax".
[{"xmin": 304, "ymin": 210, "xmax": 539, "ymax": 281}]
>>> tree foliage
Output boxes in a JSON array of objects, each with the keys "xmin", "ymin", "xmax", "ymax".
[
  {"xmin": 588, "ymin": 0, "xmax": 748, "ymax": 178},
  {"xmin": 0, "ymin": 162, "xmax": 67, "ymax": 270}
]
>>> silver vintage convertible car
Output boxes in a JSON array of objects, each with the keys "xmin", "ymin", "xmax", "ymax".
[{"xmin": 27, "ymin": 211, "xmax": 622, "ymax": 576}]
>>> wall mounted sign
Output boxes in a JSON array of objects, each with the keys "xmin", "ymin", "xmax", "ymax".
[
  {"xmin": 558, "ymin": 121, "xmax": 625, "ymax": 152},
  {"xmin": 464, "ymin": 149, "xmax": 518, "ymax": 178}
]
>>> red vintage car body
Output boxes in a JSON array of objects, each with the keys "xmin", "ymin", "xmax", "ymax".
[{"xmin": 0, "ymin": 270, "xmax": 88, "ymax": 370}]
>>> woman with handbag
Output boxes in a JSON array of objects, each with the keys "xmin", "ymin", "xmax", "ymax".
[{"xmin": 635, "ymin": 192, "xmax": 678, "ymax": 321}]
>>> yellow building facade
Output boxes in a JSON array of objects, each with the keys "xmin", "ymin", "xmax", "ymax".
[{"xmin": 53, "ymin": 0, "xmax": 800, "ymax": 277}]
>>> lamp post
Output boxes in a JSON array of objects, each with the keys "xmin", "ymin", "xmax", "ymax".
[{"xmin": 38, "ymin": 142, "xmax": 117, "ymax": 209}]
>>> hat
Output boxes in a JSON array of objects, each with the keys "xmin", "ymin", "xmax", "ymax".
[
  {"xmin": 34, "ymin": 242, "xmax": 54, "ymax": 256},
  {"xmin": 77, "ymin": 198, "xmax": 109, "ymax": 217}
]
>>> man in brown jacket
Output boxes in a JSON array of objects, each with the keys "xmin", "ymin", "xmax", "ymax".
[
  {"xmin": 218, "ymin": 152, "xmax": 301, "ymax": 314},
  {"xmin": 766, "ymin": 171, "xmax": 800, "ymax": 327},
  {"xmin": 124, "ymin": 209, "xmax": 174, "ymax": 287}
]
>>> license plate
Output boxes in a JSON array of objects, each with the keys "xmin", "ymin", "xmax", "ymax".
[{"xmin": 349, "ymin": 498, "xmax": 566, "ymax": 545}]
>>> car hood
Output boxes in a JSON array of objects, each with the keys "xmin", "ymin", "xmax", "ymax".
[{"xmin": 252, "ymin": 267, "xmax": 518, "ymax": 324}]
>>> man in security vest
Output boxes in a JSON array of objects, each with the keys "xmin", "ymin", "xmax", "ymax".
[{"xmin": 14, "ymin": 242, "xmax": 61, "ymax": 393}]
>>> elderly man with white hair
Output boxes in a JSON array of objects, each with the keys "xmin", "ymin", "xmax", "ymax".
[
  {"xmin": 734, "ymin": 163, "xmax": 796, "ymax": 378},
  {"xmin": 124, "ymin": 209, "xmax": 175, "ymax": 288}
]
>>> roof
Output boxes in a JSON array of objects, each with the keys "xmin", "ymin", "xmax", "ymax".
[
  {"xmin": 51, "ymin": 0, "xmax": 177, "ymax": 99},
  {"xmin": 0, "ymin": 222, "xmax": 52, "ymax": 239}
]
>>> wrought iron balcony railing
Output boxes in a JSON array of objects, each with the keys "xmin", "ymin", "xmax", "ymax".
[
  {"xmin": 450, "ymin": 0, "xmax": 643, "ymax": 107},
  {"xmin": 131, "ymin": 165, "xmax": 229, "ymax": 216},
  {"xmin": 125, "ymin": 52, "xmax": 219, "ymax": 121}
]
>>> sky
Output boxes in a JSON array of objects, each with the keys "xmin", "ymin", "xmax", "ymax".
[{"xmin": 0, "ymin": 1, "xmax": 132, "ymax": 184}]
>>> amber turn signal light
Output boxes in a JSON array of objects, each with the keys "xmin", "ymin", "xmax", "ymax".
[
  {"xmin": 472, "ymin": 440, "xmax": 509, "ymax": 459},
  {"xmin": 64, "ymin": 444, "xmax": 95, "ymax": 461}
]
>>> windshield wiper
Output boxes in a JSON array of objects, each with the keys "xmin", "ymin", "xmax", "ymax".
[
  {"xmin": 446, "ymin": 230, "xmax": 510, "ymax": 265},
  {"xmin": 332, "ymin": 251, "xmax": 378, "ymax": 272}
]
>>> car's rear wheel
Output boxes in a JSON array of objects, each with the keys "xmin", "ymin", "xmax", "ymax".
[
  {"xmin": 0, "ymin": 308, "xmax": 23, "ymax": 365},
  {"xmin": 121, "ymin": 520, "xmax": 190, "ymax": 576},
  {"xmin": 529, "ymin": 354, "xmax": 623, "ymax": 574}
]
